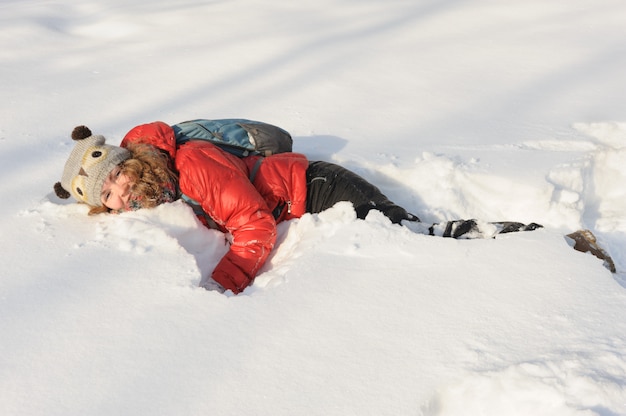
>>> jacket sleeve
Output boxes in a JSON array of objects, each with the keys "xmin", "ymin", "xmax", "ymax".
[{"xmin": 176, "ymin": 143, "xmax": 277, "ymax": 294}]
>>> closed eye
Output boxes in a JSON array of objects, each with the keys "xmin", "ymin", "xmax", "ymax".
[{"xmin": 109, "ymin": 167, "xmax": 121, "ymax": 181}]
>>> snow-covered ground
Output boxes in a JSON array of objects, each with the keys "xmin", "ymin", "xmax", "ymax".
[{"xmin": 1, "ymin": 0, "xmax": 626, "ymax": 415}]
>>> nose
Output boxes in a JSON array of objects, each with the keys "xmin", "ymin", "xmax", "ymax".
[{"xmin": 111, "ymin": 179, "xmax": 129, "ymax": 198}]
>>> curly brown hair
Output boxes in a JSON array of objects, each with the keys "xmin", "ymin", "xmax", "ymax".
[{"xmin": 88, "ymin": 143, "xmax": 178, "ymax": 215}]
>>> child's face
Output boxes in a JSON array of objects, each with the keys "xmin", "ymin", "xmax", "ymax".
[{"xmin": 100, "ymin": 165, "xmax": 132, "ymax": 210}]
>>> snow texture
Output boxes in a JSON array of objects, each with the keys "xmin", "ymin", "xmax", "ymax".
[{"xmin": 1, "ymin": 0, "xmax": 626, "ymax": 415}]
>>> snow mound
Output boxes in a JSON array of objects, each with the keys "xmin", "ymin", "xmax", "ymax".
[{"xmin": 423, "ymin": 348, "xmax": 626, "ymax": 416}]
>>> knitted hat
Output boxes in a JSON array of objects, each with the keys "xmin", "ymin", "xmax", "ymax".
[{"xmin": 54, "ymin": 126, "xmax": 131, "ymax": 207}]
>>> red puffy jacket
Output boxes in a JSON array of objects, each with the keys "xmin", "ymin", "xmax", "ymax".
[{"xmin": 121, "ymin": 121, "xmax": 309, "ymax": 293}]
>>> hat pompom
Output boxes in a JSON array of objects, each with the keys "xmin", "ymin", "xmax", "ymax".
[
  {"xmin": 72, "ymin": 125, "xmax": 92, "ymax": 141},
  {"xmin": 54, "ymin": 181, "xmax": 70, "ymax": 199}
]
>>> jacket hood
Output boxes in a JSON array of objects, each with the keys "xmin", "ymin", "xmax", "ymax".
[{"xmin": 121, "ymin": 121, "xmax": 177, "ymax": 160}]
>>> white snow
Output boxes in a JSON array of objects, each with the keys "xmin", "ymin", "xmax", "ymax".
[{"xmin": 1, "ymin": 0, "xmax": 626, "ymax": 415}]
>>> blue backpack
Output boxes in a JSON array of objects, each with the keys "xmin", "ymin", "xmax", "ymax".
[
  {"xmin": 170, "ymin": 119, "xmax": 294, "ymax": 226},
  {"xmin": 172, "ymin": 119, "xmax": 293, "ymax": 157}
]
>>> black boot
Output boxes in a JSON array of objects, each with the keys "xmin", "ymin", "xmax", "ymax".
[
  {"xmin": 428, "ymin": 219, "xmax": 483, "ymax": 239},
  {"xmin": 494, "ymin": 221, "xmax": 543, "ymax": 234},
  {"xmin": 422, "ymin": 220, "xmax": 543, "ymax": 239}
]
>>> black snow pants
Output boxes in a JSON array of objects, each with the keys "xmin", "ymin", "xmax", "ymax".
[{"xmin": 305, "ymin": 161, "xmax": 419, "ymax": 224}]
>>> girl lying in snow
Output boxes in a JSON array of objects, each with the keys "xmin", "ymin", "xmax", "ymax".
[{"xmin": 53, "ymin": 120, "xmax": 542, "ymax": 294}]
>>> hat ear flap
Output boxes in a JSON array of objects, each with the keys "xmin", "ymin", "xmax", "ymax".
[
  {"xmin": 72, "ymin": 126, "xmax": 92, "ymax": 141},
  {"xmin": 54, "ymin": 182, "xmax": 71, "ymax": 199}
]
